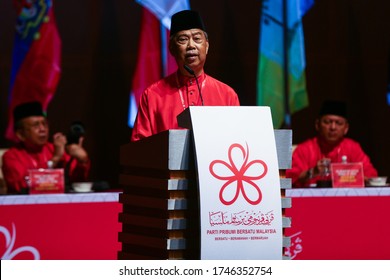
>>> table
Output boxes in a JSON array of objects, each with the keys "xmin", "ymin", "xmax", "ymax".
[
  {"xmin": 285, "ymin": 187, "xmax": 390, "ymax": 260},
  {"xmin": 0, "ymin": 192, "xmax": 122, "ymax": 260}
]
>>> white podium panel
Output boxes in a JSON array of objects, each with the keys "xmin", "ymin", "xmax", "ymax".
[{"xmin": 178, "ymin": 106, "xmax": 282, "ymax": 260}]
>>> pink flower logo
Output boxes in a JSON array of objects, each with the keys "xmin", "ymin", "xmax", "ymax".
[{"xmin": 209, "ymin": 143, "xmax": 268, "ymax": 205}]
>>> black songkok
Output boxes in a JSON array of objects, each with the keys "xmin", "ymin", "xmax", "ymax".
[
  {"xmin": 13, "ymin": 101, "xmax": 45, "ymax": 123},
  {"xmin": 170, "ymin": 10, "xmax": 206, "ymax": 35},
  {"xmin": 319, "ymin": 100, "xmax": 347, "ymax": 119}
]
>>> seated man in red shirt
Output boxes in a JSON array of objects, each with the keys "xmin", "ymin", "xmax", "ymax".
[
  {"xmin": 131, "ymin": 10, "xmax": 240, "ymax": 141},
  {"xmin": 1, "ymin": 102, "xmax": 90, "ymax": 194},
  {"xmin": 286, "ymin": 100, "xmax": 377, "ymax": 188}
]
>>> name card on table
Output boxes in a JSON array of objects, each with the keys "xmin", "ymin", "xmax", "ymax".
[
  {"xmin": 28, "ymin": 168, "xmax": 65, "ymax": 194},
  {"xmin": 330, "ymin": 163, "xmax": 364, "ymax": 188}
]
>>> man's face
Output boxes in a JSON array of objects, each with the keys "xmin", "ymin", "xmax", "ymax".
[
  {"xmin": 17, "ymin": 116, "xmax": 49, "ymax": 147},
  {"xmin": 169, "ymin": 28, "xmax": 209, "ymax": 75},
  {"xmin": 316, "ymin": 114, "xmax": 349, "ymax": 145}
]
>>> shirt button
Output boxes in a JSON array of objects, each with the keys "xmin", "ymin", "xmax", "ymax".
[{"xmin": 190, "ymin": 91, "xmax": 194, "ymax": 95}]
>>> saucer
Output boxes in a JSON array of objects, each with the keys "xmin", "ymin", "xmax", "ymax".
[
  {"xmin": 366, "ymin": 184, "xmax": 389, "ymax": 187},
  {"xmin": 70, "ymin": 189, "xmax": 95, "ymax": 193}
]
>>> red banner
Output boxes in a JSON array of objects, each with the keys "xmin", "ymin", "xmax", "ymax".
[
  {"xmin": 0, "ymin": 193, "xmax": 121, "ymax": 260},
  {"xmin": 285, "ymin": 188, "xmax": 390, "ymax": 259}
]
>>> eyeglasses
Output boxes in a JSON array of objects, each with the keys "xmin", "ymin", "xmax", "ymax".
[{"xmin": 23, "ymin": 119, "xmax": 49, "ymax": 130}]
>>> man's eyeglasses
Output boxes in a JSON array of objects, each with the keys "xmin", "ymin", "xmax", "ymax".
[{"xmin": 23, "ymin": 120, "xmax": 49, "ymax": 130}]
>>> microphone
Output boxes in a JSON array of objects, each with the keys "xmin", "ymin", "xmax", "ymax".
[{"xmin": 184, "ymin": 65, "xmax": 204, "ymax": 106}]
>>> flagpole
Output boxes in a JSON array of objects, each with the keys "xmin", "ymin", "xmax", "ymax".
[
  {"xmin": 160, "ymin": 23, "xmax": 168, "ymax": 77},
  {"xmin": 282, "ymin": 0, "xmax": 291, "ymax": 128}
]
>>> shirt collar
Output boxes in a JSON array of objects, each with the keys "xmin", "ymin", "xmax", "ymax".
[
  {"xmin": 317, "ymin": 135, "xmax": 342, "ymax": 153},
  {"xmin": 176, "ymin": 70, "xmax": 205, "ymax": 88}
]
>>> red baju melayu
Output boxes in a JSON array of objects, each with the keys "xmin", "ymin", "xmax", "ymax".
[
  {"xmin": 2, "ymin": 142, "xmax": 90, "ymax": 194},
  {"xmin": 131, "ymin": 71, "xmax": 240, "ymax": 141},
  {"xmin": 286, "ymin": 136, "xmax": 378, "ymax": 188}
]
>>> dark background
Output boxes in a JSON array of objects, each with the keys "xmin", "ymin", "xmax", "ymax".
[{"xmin": 1, "ymin": 0, "xmax": 389, "ymax": 188}]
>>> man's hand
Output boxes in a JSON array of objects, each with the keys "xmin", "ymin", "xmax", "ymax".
[
  {"xmin": 66, "ymin": 136, "xmax": 89, "ymax": 163},
  {"xmin": 51, "ymin": 132, "xmax": 67, "ymax": 165}
]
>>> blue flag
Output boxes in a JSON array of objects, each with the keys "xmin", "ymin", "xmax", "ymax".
[{"xmin": 257, "ymin": 0, "xmax": 314, "ymax": 128}]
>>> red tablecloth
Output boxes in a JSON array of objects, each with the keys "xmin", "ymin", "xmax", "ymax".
[
  {"xmin": 0, "ymin": 192, "xmax": 122, "ymax": 260},
  {"xmin": 285, "ymin": 187, "xmax": 390, "ymax": 260}
]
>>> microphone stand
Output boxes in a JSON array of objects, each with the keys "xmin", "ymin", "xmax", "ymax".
[{"xmin": 183, "ymin": 65, "xmax": 204, "ymax": 106}]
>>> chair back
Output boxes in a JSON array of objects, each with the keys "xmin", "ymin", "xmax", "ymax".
[{"xmin": 0, "ymin": 149, "xmax": 8, "ymax": 194}]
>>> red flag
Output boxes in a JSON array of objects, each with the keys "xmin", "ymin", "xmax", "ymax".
[
  {"xmin": 128, "ymin": 0, "xmax": 192, "ymax": 127},
  {"xmin": 128, "ymin": 7, "xmax": 177, "ymax": 126},
  {"xmin": 6, "ymin": 0, "xmax": 61, "ymax": 141}
]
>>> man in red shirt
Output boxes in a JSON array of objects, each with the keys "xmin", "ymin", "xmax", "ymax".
[
  {"xmin": 286, "ymin": 100, "xmax": 377, "ymax": 188},
  {"xmin": 2, "ymin": 102, "xmax": 90, "ymax": 194},
  {"xmin": 131, "ymin": 10, "xmax": 240, "ymax": 141}
]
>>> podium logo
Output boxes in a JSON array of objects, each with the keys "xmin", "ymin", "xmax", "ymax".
[
  {"xmin": 0, "ymin": 223, "xmax": 40, "ymax": 260},
  {"xmin": 209, "ymin": 143, "xmax": 268, "ymax": 205}
]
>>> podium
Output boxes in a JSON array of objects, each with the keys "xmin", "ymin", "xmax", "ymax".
[{"xmin": 118, "ymin": 128, "xmax": 292, "ymax": 260}]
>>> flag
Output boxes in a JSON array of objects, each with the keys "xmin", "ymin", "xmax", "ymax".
[
  {"xmin": 128, "ymin": 0, "xmax": 190, "ymax": 127},
  {"xmin": 6, "ymin": 0, "xmax": 61, "ymax": 141},
  {"xmin": 257, "ymin": 0, "xmax": 314, "ymax": 128}
]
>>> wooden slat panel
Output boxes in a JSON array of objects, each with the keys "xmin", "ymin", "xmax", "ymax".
[
  {"xmin": 119, "ymin": 232, "xmax": 186, "ymax": 250},
  {"xmin": 283, "ymin": 237, "xmax": 291, "ymax": 247},
  {"xmin": 118, "ymin": 247, "xmax": 186, "ymax": 260},
  {"xmin": 119, "ymin": 213, "xmax": 186, "ymax": 230},
  {"xmin": 120, "ymin": 175, "xmax": 189, "ymax": 191},
  {"xmin": 282, "ymin": 197, "xmax": 292, "ymax": 209},
  {"xmin": 120, "ymin": 194, "xmax": 187, "ymax": 210},
  {"xmin": 280, "ymin": 178, "xmax": 292, "ymax": 189}
]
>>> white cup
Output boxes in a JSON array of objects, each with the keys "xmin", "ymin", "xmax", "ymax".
[
  {"xmin": 368, "ymin": 177, "xmax": 387, "ymax": 186},
  {"xmin": 72, "ymin": 182, "xmax": 93, "ymax": 192}
]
